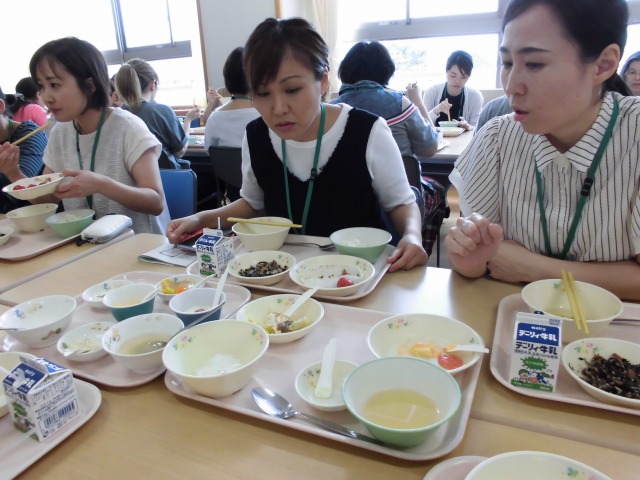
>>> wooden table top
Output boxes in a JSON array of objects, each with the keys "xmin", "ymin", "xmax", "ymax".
[{"xmin": 2, "ymin": 233, "xmax": 638, "ymax": 479}]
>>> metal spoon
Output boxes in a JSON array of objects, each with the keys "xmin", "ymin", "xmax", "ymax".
[
  {"xmin": 283, "ymin": 241, "xmax": 335, "ymax": 250},
  {"xmin": 145, "ymin": 310, "xmax": 213, "ymax": 352},
  {"xmin": 251, "ymin": 387, "xmax": 384, "ymax": 445}
]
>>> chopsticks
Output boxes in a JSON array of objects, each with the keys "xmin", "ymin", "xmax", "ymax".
[
  {"xmin": 10, "ymin": 122, "xmax": 52, "ymax": 146},
  {"xmin": 227, "ymin": 217, "xmax": 301, "ymax": 228},
  {"xmin": 561, "ymin": 269, "xmax": 589, "ymax": 333}
]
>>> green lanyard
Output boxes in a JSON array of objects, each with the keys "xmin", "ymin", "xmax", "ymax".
[
  {"xmin": 534, "ymin": 98, "xmax": 619, "ymax": 260},
  {"xmin": 7, "ymin": 119, "xmax": 14, "ymax": 140},
  {"xmin": 281, "ymin": 104, "xmax": 326, "ymax": 235},
  {"xmin": 75, "ymin": 108, "xmax": 107, "ymax": 209}
]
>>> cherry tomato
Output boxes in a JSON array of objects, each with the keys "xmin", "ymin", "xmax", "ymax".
[
  {"xmin": 437, "ymin": 353, "xmax": 464, "ymax": 370},
  {"xmin": 12, "ymin": 185, "xmax": 26, "ymax": 190},
  {"xmin": 337, "ymin": 277, "xmax": 354, "ymax": 288}
]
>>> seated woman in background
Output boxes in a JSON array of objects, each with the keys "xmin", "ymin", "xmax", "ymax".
[
  {"xmin": 621, "ymin": 51, "xmax": 640, "ymax": 96},
  {"xmin": 204, "ymin": 47, "xmax": 260, "ymax": 150},
  {"xmin": 10, "ymin": 77, "xmax": 49, "ymax": 127},
  {"xmin": 445, "ymin": 0, "xmax": 640, "ymax": 301},
  {"xmin": 109, "ymin": 75, "xmax": 122, "ymax": 107},
  {"xmin": 0, "ymin": 86, "xmax": 47, "ymax": 213},
  {"xmin": 115, "ymin": 58, "xmax": 200, "ymax": 169},
  {"xmin": 6, "ymin": 37, "xmax": 168, "ymax": 234},
  {"xmin": 167, "ymin": 18, "xmax": 427, "ymax": 272},
  {"xmin": 409, "ymin": 50, "xmax": 483, "ymax": 130},
  {"xmin": 331, "ymin": 41, "xmax": 438, "ymax": 159}
]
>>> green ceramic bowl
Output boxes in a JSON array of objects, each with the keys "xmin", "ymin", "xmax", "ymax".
[
  {"xmin": 102, "ymin": 283, "xmax": 158, "ymax": 322},
  {"xmin": 46, "ymin": 209, "xmax": 95, "ymax": 238},
  {"xmin": 330, "ymin": 227, "xmax": 391, "ymax": 263}
]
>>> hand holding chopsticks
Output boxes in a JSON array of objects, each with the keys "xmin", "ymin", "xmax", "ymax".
[
  {"xmin": 561, "ymin": 269, "xmax": 589, "ymax": 333},
  {"xmin": 227, "ymin": 217, "xmax": 301, "ymax": 229},
  {"xmin": 10, "ymin": 122, "xmax": 52, "ymax": 146}
]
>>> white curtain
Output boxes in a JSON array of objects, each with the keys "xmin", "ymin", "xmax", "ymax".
[{"xmin": 307, "ymin": 0, "xmax": 340, "ymax": 97}]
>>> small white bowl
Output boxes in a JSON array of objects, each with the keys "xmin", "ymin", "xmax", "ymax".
[
  {"xmin": 169, "ymin": 288, "xmax": 226, "ymax": 326},
  {"xmin": 295, "ymin": 360, "xmax": 357, "ymax": 411},
  {"xmin": 521, "ymin": 279, "xmax": 623, "ymax": 343},
  {"xmin": 6, "ymin": 203, "xmax": 58, "ymax": 233},
  {"xmin": 366, "ymin": 312, "xmax": 485, "ymax": 376},
  {"xmin": 162, "ymin": 319, "xmax": 269, "ymax": 398},
  {"xmin": 0, "ymin": 295, "xmax": 76, "ymax": 348},
  {"xmin": 82, "ymin": 279, "xmax": 134, "ymax": 307},
  {"xmin": 289, "ymin": 254, "xmax": 375, "ymax": 297},
  {"xmin": 237, "ymin": 293, "xmax": 324, "ymax": 344},
  {"xmin": 102, "ymin": 313, "xmax": 184, "ymax": 374},
  {"xmin": 0, "ymin": 352, "xmax": 38, "ymax": 417},
  {"xmin": 2, "ymin": 173, "xmax": 64, "ymax": 201},
  {"xmin": 227, "ymin": 250, "xmax": 295, "ymax": 286},
  {"xmin": 561, "ymin": 337, "xmax": 640, "ymax": 409},
  {"xmin": 56, "ymin": 321, "xmax": 116, "ymax": 362},
  {"xmin": 155, "ymin": 274, "xmax": 204, "ymax": 302},
  {"xmin": 466, "ymin": 451, "xmax": 612, "ymax": 480},
  {"xmin": 231, "ymin": 216, "xmax": 292, "ymax": 251},
  {"xmin": 0, "ymin": 226, "xmax": 14, "ymax": 247}
]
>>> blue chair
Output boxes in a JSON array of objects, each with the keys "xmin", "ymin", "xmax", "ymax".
[{"xmin": 160, "ymin": 169, "xmax": 197, "ymax": 219}]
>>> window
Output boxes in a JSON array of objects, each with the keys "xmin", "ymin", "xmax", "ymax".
[{"xmin": 1, "ymin": 0, "xmax": 204, "ymax": 106}]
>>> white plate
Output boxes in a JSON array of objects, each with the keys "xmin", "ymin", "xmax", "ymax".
[
  {"xmin": 439, "ymin": 127, "xmax": 464, "ymax": 137},
  {"xmin": 424, "ymin": 456, "xmax": 487, "ymax": 480},
  {"xmin": 0, "ymin": 378, "xmax": 101, "ymax": 479}
]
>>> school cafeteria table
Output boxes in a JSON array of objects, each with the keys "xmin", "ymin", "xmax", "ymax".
[
  {"xmin": 420, "ymin": 129, "xmax": 474, "ymax": 191},
  {"xmin": 2, "ymin": 234, "xmax": 638, "ymax": 479}
]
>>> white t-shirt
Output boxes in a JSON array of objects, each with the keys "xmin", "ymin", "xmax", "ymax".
[
  {"xmin": 240, "ymin": 103, "xmax": 415, "ymax": 212},
  {"xmin": 450, "ymin": 92, "xmax": 640, "ymax": 261},
  {"xmin": 204, "ymin": 107, "xmax": 261, "ymax": 149},
  {"xmin": 44, "ymin": 108, "xmax": 168, "ymax": 234}
]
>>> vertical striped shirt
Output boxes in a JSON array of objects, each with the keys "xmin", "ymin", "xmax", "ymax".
[{"xmin": 450, "ymin": 92, "xmax": 640, "ymax": 262}]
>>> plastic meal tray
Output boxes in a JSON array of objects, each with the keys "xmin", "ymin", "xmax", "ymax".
[
  {"xmin": 187, "ymin": 234, "xmax": 393, "ymax": 303},
  {"xmin": 0, "ymin": 379, "xmax": 101, "ymax": 479},
  {"xmin": 0, "ymin": 272, "xmax": 251, "ymax": 388},
  {"xmin": 0, "ymin": 217, "xmax": 79, "ymax": 262},
  {"xmin": 490, "ymin": 294, "xmax": 640, "ymax": 417},
  {"xmin": 164, "ymin": 302, "xmax": 482, "ymax": 461}
]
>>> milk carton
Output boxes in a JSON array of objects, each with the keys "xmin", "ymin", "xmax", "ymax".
[
  {"xmin": 508, "ymin": 312, "xmax": 561, "ymax": 393},
  {"xmin": 2, "ymin": 356, "xmax": 79, "ymax": 441},
  {"xmin": 195, "ymin": 228, "xmax": 235, "ymax": 277}
]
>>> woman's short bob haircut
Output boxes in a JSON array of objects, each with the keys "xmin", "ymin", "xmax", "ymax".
[
  {"xmin": 244, "ymin": 17, "xmax": 328, "ymax": 93},
  {"xmin": 338, "ymin": 41, "xmax": 395, "ymax": 86},
  {"xmin": 29, "ymin": 37, "xmax": 110, "ymax": 110},
  {"xmin": 223, "ymin": 47, "xmax": 249, "ymax": 95},
  {"xmin": 621, "ymin": 51, "xmax": 640, "ymax": 78},
  {"xmin": 503, "ymin": 0, "xmax": 630, "ymax": 96},
  {"xmin": 446, "ymin": 50, "xmax": 474, "ymax": 77}
]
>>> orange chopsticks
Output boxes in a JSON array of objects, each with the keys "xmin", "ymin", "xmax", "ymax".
[{"xmin": 561, "ymin": 269, "xmax": 589, "ymax": 333}]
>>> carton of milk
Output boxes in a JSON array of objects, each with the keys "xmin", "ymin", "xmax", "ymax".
[
  {"xmin": 195, "ymin": 228, "xmax": 235, "ymax": 277},
  {"xmin": 508, "ymin": 312, "xmax": 561, "ymax": 393},
  {"xmin": 2, "ymin": 356, "xmax": 79, "ymax": 441}
]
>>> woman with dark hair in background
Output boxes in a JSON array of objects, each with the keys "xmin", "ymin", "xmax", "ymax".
[
  {"xmin": 332, "ymin": 41, "xmax": 438, "ymax": 158},
  {"xmin": 621, "ymin": 51, "xmax": 640, "ymax": 96},
  {"xmin": 409, "ymin": 50, "xmax": 484, "ymax": 130},
  {"xmin": 445, "ymin": 0, "xmax": 640, "ymax": 301},
  {"xmin": 10, "ymin": 77, "xmax": 49, "ymax": 126},
  {"xmin": 0, "ymin": 86, "xmax": 47, "ymax": 213},
  {"xmin": 167, "ymin": 18, "xmax": 427, "ymax": 271},
  {"xmin": 115, "ymin": 58, "xmax": 200, "ymax": 169}
]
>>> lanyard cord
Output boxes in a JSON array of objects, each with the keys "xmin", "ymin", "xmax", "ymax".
[
  {"xmin": 282, "ymin": 104, "xmax": 326, "ymax": 235},
  {"xmin": 534, "ymin": 98, "xmax": 619, "ymax": 260},
  {"xmin": 439, "ymin": 84, "xmax": 465, "ymax": 120},
  {"xmin": 76, "ymin": 108, "xmax": 107, "ymax": 210}
]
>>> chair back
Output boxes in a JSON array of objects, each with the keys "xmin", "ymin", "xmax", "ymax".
[
  {"xmin": 402, "ymin": 155, "xmax": 423, "ymax": 190},
  {"xmin": 208, "ymin": 146, "xmax": 243, "ymax": 207},
  {"xmin": 160, "ymin": 168, "xmax": 197, "ymax": 219}
]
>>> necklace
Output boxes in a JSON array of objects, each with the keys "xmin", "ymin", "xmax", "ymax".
[
  {"xmin": 534, "ymin": 98, "xmax": 619, "ymax": 260},
  {"xmin": 281, "ymin": 104, "xmax": 326, "ymax": 235},
  {"xmin": 75, "ymin": 108, "xmax": 107, "ymax": 209},
  {"xmin": 231, "ymin": 95, "xmax": 251, "ymax": 101}
]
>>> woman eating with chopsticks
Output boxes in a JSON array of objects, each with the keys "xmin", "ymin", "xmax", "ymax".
[
  {"xmin": 166, "ymin": 18, "xmax": 427, "ymax": 272},
  {"xmin": 445, "ymin": 0, "xmax": 640, "ymax": 301}
]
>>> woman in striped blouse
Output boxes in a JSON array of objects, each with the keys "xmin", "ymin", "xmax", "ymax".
[{"xmin": 445, "ymin": 0, "xmax": 640, "ymax": 300}]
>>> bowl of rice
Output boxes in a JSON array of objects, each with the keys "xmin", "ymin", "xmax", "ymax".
[
  {"xmin": 46, "ymin": 209, "xmax": 95, "ymax": 238},
  {"xmin": 329, "ymin": 227, "xmax": 391, "ymax": 263}
]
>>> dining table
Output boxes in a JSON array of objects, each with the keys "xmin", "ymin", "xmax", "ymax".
[
  {"xmin": 1, "ymin": 233, "xmax": 638, "ymax": 479},
  {"xmin": 419, "ymin": 129, "xmax": 474, "ymax": 192}
]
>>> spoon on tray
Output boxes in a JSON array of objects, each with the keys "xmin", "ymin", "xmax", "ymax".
[{"xmin": 251, "ymin": 387, "xmax": 384, "ymax": 445}]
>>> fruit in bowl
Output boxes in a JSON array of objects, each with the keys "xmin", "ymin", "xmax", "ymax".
[
  {"xmin": 155, "ymin": 274, "xmax": 204, "ymax": 301},
  {"xmin": 2, "ymin": 173, "xmax": 64, "ymax": 201},
  {"xmin": 289, "ymin": 254, "xmax": 375, "ymax": 297}
]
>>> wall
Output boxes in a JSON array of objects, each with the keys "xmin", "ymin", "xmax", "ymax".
[{"xmin": 198, "ymin": 0, "xmax": 276, "ymax": 90}]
